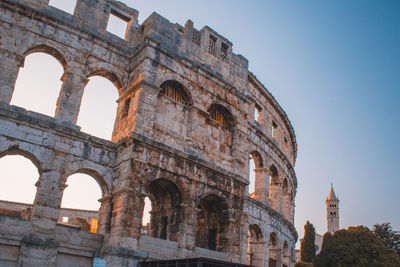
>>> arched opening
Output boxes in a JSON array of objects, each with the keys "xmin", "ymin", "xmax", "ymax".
[
  {"xmin": 195, "ymin": 194, "xmax": 229, "ymax": 252},
  {"xmin": 60, "ymin": 173, "xmax": 103, "ymax": 233},
  {"xmin": 269, "ymin": 165, "xmax": 281, "ymax": 212},
  {"xmin": 0, "ymin": 154, "xmax": 40, "ymax": 220},
  {"xmin": 155, "ymin": 80, "xmax": 191, "ymax": 140},
  {"xmin": 11, "ymin": 52, "xmax": 64, "ymax": 117},
  {"xmin": 76, "ymin": 76, "xmax": 119, "ymax": 140},
  {"xmin": 247, "ymin": 224, "xmax": 264, "ymax": 266},
  {"xmin": 145, "ymin": 179, "xmax": 183, "ymax": 242},
  {"xmin": 269, "ymin": 232, "xmax": 279, "ymax": 267},
  {"xmin": 282, "ymin": 240, "xmax": 289, "ymax": 267},
  {"xmin": 249, "ymin": 151, "xmax": 265, "ymax": 201},
  {"xmin": 248, "ymin": 155, "xmax": 256, "ymax": 197},
  {"xmin": 208, "ymin": 104, "xmax": 234, "ymax": 129},
  {"xmin": 141, "ymin": 196, "xmax": 152, "ymax": 236}
]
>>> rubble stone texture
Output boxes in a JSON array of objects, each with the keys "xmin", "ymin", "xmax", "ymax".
[{"xmin": 0, "ymin": 0, "xmax": 298, "ymax": 266}]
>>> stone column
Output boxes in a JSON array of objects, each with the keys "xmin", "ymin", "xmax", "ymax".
[
  {"xmin": 282, "ymin": 194, "xmax": 290, "ymax": 221},
  {"xmin": 18, "ymin": 160, "xmax": 65, "ymax": 266},
  {"xmin": 269, "ymin": 182, "xmax": 282, "ymax": 213},
  {"xmin": 254, "ymin": 167, "xmax": 267, "ymax": 203},
  {"xmin": 97, "ymin": 195, "xmax": 113, "ymax": 235},
  {"xmin": 105, "ymin": 159, "xmax": 147, "ymax": 265},
  {"xmin": 249, "ymin": 241, "xmax": 266, "ymax": 267},
  {"xmin": 55, "ymin": 70, "xmax": 89, "ymax": 124},
  {"xmin": 0, "ymin": 51, "xmax": 24, "ymax": 104}
]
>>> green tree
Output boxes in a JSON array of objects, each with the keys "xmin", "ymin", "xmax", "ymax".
[
  {"xmin": 300, "ymin": 221, "xmax": 316, "ymax": 262},
  {"xmin": 314, "ymin": 226, "xmax": 400, "ymax": 267},
  {"xmin": 373, "ymin": 222, "xmax": 400, "ymax": 259}
]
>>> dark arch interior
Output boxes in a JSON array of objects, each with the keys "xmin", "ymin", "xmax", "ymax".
[
  {"xmin": 195, "ymin": 194, "xmax": 229, "ymax": 252},
  {"xmin": 147, "ymin": 178, "xmax": 183, "ymax": 241}
]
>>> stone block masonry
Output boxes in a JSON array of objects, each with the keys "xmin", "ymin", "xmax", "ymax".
[{"xmin": 0, "ymin": 0, "xmax": 298, "ymax": 266}]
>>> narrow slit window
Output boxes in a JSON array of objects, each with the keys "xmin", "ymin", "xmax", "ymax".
[
  {"xmin": 254, "ymin": 104, "xmax": 262, "ymax": 124},
  {"xmin": 48, "ymin": 0, "xmax": 77, "ymax": 15},
  {"xmin": 284, "ymin": 138, "xmax": 289, "ymax": 154},
  {"xmin": 272, "ymin": 121, "xmax": 278, "ymax": 139},
  {"xmin": 121, "ymin": 97, "xmax": 131, "ymax": 118},
  {"xmin": 106, "ymin": 12, "xmax": 129, "ymax": 40}
]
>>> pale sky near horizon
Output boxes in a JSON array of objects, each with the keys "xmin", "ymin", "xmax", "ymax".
[{"xmin": 1, "ymin": 0, "xmax": 399, "ymax": 246}]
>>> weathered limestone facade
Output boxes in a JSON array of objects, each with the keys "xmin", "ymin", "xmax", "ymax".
[{"xmin": 0, "ymin": 0, "xmax": 298, "ymax": 266}]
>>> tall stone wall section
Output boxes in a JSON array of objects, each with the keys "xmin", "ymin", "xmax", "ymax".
[{"xmin": 0, "ymin": 0, "xmax": 298, "ymax": 266}]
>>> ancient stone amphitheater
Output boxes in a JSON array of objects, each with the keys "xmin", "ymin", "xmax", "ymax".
[{"xmin": 0, "ymin": 0, "xmax": 298, "ymax": 266}]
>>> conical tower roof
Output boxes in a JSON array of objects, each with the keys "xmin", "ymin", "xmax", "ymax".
[{"xmin": 327, "ymin": 183, "xmax": 338, "ymax": 201}]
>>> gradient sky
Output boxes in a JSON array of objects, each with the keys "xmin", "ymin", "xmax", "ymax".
[{"xmin": 1, "ymin": 0, "xmax": 399, "ymax": 244}]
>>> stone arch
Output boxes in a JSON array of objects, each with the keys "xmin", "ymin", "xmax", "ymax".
[
  {"xmin": 269, "ymin": 232, "xmax": 279, "ymax": 267},
  {"xmin": 145, "ymin": 178, "xmax": 183, "ymax": 242},
  {"xmin": 24, "ymin": 44, "xmax": 68, "ymax": 71},
  {"xmin": 60, "ymin": 168, "xmax": 110, "ymax": 234},
  {"xmin": 64, "ymin": 168, "xmax": 111, "ymax": 197},
  {"xmin": 159, "ymin": 80, "xmax": 192, "ymax": 106},
  {"xmin": 0, "ymin": 146, "xmax": 43, "ymax": 219},
  {"xmin": 269, "ymin": 165, "xmax": 281, "ymax": 212},
  {"xmin": 207, "ymin": 103, "xmax": 235, "ymax": 129},
  {"xmin": 247, "ymin": 224, "xmax": 265, "ymax": 266},
  {"xmin": 88, "ymin": 70, "xmax": 124, "ymax": 92},
  {"xmin": 195, "ymin": 194, "xmax": 230, "ymax": 252},
  {"xmin": 0, "ymin": 145, "xmax": 42, "ymax": 174},
  {"xmin": 249, "ymin": 150, "xmax": 267, "ymax": 202}
]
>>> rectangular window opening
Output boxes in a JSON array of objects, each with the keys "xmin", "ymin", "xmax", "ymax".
[
  {"xmin": 106, "ymin": 12, "xmax": 130, "ymax": 40},
  {"xmin": 284, "ymin": 138, "xmax": 289, "ymax": 154},
  {"xmin": 254, "ymin": 104, "xmax": 262, "ymax": 124},
  {"xmin": 62, "ymin": 216, "xmax": 69, "ymax": 223},
  {"xmin": 208, "ymin": 35, "xmax": 217, "ymax": 55},
  {"xmin": 48, "ymin": 0, "xmax": 77, "ymax": 15},
  {"xmin": 272, "ymin": 121, "xmax": 278, "ymax": 139},
  {"xmin": 221, "ymin": 42, "xmax": 229, "ymax": 60}
]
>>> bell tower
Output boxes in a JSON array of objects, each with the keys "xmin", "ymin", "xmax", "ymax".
[{"xmin": 326, "ymin": 183, "xmax": 339, "ymax": 234}]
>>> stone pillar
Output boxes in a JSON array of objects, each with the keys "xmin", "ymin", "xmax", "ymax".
[
  {"xmin": 290, "ymin": 201, "xmax": 295, "ymax": 224},
  {"xmin": 249, "ymin": 241, "xmax": 266, "ymax": 267},
  {"xmin": 254, "ymin": 167, "xmax": 267, "ymax": 203},
  {"xmin": 55, "ymin": 70, "xmax": 88, "ymax": 124},
  {"xmin": 105, "ymin": 159, "xmax": 147, "ymax": 265},
  {"xmin": 282, "ymin": 194, "xmax": 290, "ymax": 221},
  {"xmin": 74, "ymin": 0, "xmax": 109, "ymax": 30},
  {"xmin": 18, "ymin": 160, "xmax": 65, "ymax": 266},
  {"xmin": 177, "ymin": 203, "xmax": 195, "ymax": 258},
  {"xmin": 97, "ymin": 195, "xmax": 113, "ymax": 235},
  {"xmin": 269, "ymin": 182, "xmax": 282, "ymax": 213},
  {"xmin": 0, "ymin": 51, "xmax": 24, "ymax": 104}
]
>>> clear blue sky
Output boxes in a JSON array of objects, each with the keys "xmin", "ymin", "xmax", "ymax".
[{"xmin": 2, "ymin": 0, "xmax": 399, "ymax": 242}]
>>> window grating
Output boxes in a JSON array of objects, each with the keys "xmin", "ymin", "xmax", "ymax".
[
  {"xmin": 192, "ymin": 29, "xmax": 200, "ymax": 45},
  {"xmin": 208, "ymin": 35, "xmax": 217, "ymax": 55},
  {"xmin": 161, "ymin": 83, "xmax": 187, "ymax": 105},
  {"xmin": 210, "ymin": 107, "xmax": 228, "ymax": 127}
]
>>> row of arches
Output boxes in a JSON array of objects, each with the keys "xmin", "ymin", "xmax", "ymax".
[
  {"xmin": 247, "ymin": 225, "xmax": 294, "ymax": 267},
  {"xmin": 248, "ymin": 150, "xmax": 295, "ymax": 222},
  {"xmin": 0, "ymin": 147, "xmax": 232, "ymax": 253},
  {"xmin": 0, "ymin": 153, "xmax": 103, "ymax": 231},
  {"xmin": 141, "ymin": 178, "xmax": 231, "ymax": 252},
  {"xmin": 6, "ymin": 45, "xmax": 124, "ymax": 140}
]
